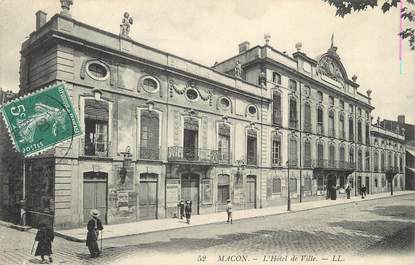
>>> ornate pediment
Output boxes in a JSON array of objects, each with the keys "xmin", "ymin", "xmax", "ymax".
[{"xmin": 316, "ymin": 48, "xmax": 349, "ymax": 88}]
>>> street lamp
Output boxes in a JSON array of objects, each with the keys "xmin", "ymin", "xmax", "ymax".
[
  {"xmin": 235, "ymin": 159, "xmax": 246, "ymax": 184},
  {"xmin": 286, "ymin": 160, "xmax": 291, "ymax": 211}
]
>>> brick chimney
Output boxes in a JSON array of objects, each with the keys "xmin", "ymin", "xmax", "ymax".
[
  {"xmin": 397, "ymin": 115, "xmax": 405, "ymax": 124},
  {"xmin": 36, "ymin": 10, "xmax": 47, "ymax": 30},
  {"xmin": 238, "ymin": 41, "xmax": 250, "ymax": 54}
]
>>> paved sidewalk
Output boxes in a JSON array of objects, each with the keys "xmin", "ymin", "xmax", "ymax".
[{"xmin": 55, "ymin": 190, "xmax": 414, "ymax": 242}]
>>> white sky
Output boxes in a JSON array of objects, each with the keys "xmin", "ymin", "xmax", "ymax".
[{"xmin": 0, "ymin": 0, "xmax": 414, "ymax": 123}]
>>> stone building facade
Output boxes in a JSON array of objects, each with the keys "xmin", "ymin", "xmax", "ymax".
[{"xmin": 0, "ymin": 8, "xmax": 406, "ymax": 229}]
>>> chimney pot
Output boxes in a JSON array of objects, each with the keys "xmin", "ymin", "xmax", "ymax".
[
  {"xmin": 397, "ymin": 115, "xmax": 405, "ymax": 124},
  {"xmin": 36, "ymin": 10, "xmax": 47, "ymax": 30},
  {"xmin": 238, "ymin": 41, "xmax": 250, "ymax": 54}
]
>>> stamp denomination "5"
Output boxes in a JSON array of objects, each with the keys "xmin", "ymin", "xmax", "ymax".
[{"xmin": 1, "ymin": 83, "xmax": 82, "ymax": 157}]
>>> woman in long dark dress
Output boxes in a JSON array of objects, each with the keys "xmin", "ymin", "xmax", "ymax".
[
  {"xmin": 185, "ymin": 200, "xmax": 192, "ymax": 224},
  {"xmin": 86, "ymin": 209, "xmax": 104, "ymax": 258},
  {"xmin": 34, "ymin": 223, "xmax": 54, "ymax": 263}
]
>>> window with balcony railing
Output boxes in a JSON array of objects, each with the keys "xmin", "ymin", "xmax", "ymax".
[
  {"xmin": 329, "ymin": 145, "xmax": 336, "ymax": 168},
  {"xmin": 339, "ymin": 146, "xmax": 345, "ymax": 168},
  {"xmin": 218, "ymin": 124, "xmax": 231, "ymax": 164},
  {"xmin": 317, "ymin": 143, "xmax": 324, "ymax": 167}
]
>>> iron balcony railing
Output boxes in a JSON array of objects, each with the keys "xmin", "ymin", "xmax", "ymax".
[
  {"xmin": 138, "ymin": 146, "xmax": 160, "ymax": 160},
  {"xmin": 313, "ymin": 159, "xmax": 355, "ymax": 170},
  {"xmin": 218, "ymin": 151, "xmax": 232, "ymax": 165},
  {"xmin": 81, "ymin": 138, "xmax": 111, "ymax": 158},
  {"xmin": 168, "ymin": 146, "xmax": 219, "ymax": 163}
]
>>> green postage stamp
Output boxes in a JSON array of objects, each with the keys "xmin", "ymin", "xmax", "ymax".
[{"xmin": 1, "ymin": 83, "xmax": 82, "ymax": 157}]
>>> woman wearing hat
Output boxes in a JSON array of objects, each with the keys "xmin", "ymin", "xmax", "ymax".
[
  {"xmin": 86, "ymin": 209, "xmax": 104, "ymax": 258},
  {"xmin": 34, "ymin": 222, "xmax": 54, "ymax": 263}
]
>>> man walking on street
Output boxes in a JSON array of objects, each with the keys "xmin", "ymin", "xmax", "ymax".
[
  {"xmin": 361, "ymin": 185, "xmax": 367, "ymax": 199},
  {"xmin": 226, "ymin": 199, "xmax": 233, "ymax": 224},
  {"xmin": 185, "ymin": 200, "xmax": 192, "ymax": 224}
]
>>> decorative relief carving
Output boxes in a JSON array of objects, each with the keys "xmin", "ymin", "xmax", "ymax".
[
  {"xmin": 317, "ymin": 54, "xmax": 347, "ymax": 88},
  {"xmin": 169, "ymin": 79, "xmax": 212, "ymax": 104}
]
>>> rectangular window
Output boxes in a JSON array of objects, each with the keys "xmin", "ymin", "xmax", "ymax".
[
  {"xmin": 349, "ymin": 118, "xmax": 354, "ymax": 141},
  {"xmin": 304, "ymin": 141, "xmax": 311, "ymax": 168},
  {"xmin": 272, "ymin": 72, "xmax": 281, "ymax": 84},
  {"xmin": 289, "ymin": 98, "xmax": 297, "ymax": 129},
  {"xmin": 303, "ymin": 178, "xmax": 312, "ymax": 191},
  {"xmin": 289, "ymin": 138, "xmax": 297, "ymax": 167},
  {"xmin": 247, "ymin": 134, "xmax": 257, "ymax": 165},
  {"xmin": 317, "ymin": 108, "xmax": 324, "ymax": 135},
  {"xmin": 289, "ymin": 178, "xmax": 297, "ymax": 193},
  {"xmin": 329, "ymin": 96, "xmax": 334, "ymax": 106},
  {"xmin": 272, "ymin": 178, "xmax": 281, "ymax": 193},
  {"xmin": 339, "ymin": 115, "xmax": 345, "ymax": 139},
  {"xmin": 289, "ymin": 79, "xmax": 297, "ymax": 91},
  {"xmin": 272, "ymin": 137, "xmax": 281, "ymax": 166},
  {"xmin": 318, "ymin": 91, "xmax": 323, "ymax": 102},
  {"xmin": 340, "ymin": 100, "xmax": 344, "ymax": 109},
  {"xmin": 272, "ymin": 91, "xmax": 282, "ymax": 125},
  {"xmin": 349, "ymin": 104, "xmax": 354, "ymax": 113}
]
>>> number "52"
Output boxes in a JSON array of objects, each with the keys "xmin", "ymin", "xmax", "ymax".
[{"xmin": 10, "ymin": 105, "xmax": 26, "ymax": 118}]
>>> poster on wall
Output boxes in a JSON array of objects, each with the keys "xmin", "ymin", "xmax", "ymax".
[
  {"xmin": 201, "ymin": 178, "xmax": 213, "ymax": 205},
  {"xmin": 166, "ymin": 184, "xmax": 180, "ymax": 207}
]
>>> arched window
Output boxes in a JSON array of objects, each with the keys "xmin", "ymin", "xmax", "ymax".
[
  {"xmin": 218, "ymin": 123, "xmax": 231, "ymax": 164},
  {"xmin": 388, "ymin": 152, "xmax": 392, "ymax": 169},
  {"xmin": 289, "ymin": 98, "xmax": 298, "ymax": 129},
  {"xmin": 381, "ymin": 151, "xmax": 385, "ymax": 171},
  {"xmin": 272, "ymin": 91, "xmax": 282, "ymax": 125},
  {"xmin": 365, "ymin": 123, "xmax": 370, "ymax": 144},
  {"xmin": 304, "ymin": 140, "xmax": 311, "ymax": 168},
  {"xmin": 317, "ymin": 107, "xmax": 324, "ymax": 135},
  {"xmin": 304, "ymin": 102, "xmax": 312, "ymax": 132},
  {"xmin": 394, "ymin": 153, "xmax": 398, "ymax": 169},
  {"xmin": 328, "ymin": 110, "xmax": 335, "ymax": 137},
  {"xmin": 357, "ymin": 120, "xmax": 362, "ymax": 143},
  {"xmin": 365, "ymin": 150, "xmax": 370, "ymax": 171}
]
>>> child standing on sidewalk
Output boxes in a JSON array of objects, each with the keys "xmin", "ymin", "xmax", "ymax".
[
  {"xmin": 226, "ymin": 199, "xmax": 233, "ymax": 224},
  {"xmin": 34, "ymin": 223, "xmax": 54, "ymax": 263}
]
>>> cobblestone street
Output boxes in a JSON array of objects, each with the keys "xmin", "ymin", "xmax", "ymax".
[{"xmin": 1, "ymin": 194, "xmax": 414, "ymax": 265}]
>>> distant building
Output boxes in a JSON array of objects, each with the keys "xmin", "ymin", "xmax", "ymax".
[
  {"xmin": 380, "ymin": 116, "xmax": 415, "ymax": 189},
  {"xmin": 0, "ymin": 4, "xmax": 407, "ymax": 229}
]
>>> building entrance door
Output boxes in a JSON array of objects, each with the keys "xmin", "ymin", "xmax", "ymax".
[
  {"xmin": 83, "ymin": 171, "xmax": 107, "ymax": 224},
  {"xmin": 357, "ymin": 176, "xmax": 362, "ymax": 194},
  {"xmin": 139, "ymin": 173, "xmax": 158, "ymax": 220},
  {"xmin": 365, "ymin": 177, "xmax": 370, "ymax": 194},
  {"xmin": 181, "ymin": 173, "xmax": 199, "ymax": 214},
  {"xmin": 246, "ymin": 176, "xmax": 256, "ymax": 208}
]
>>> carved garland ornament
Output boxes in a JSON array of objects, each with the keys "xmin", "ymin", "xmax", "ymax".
[{"xmin": 169, "ymin": 80, "xmax": 212, "ymax": 105}]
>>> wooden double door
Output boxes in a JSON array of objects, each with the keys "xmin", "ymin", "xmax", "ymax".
[
  {"xmin": 245, "ymin": 176, "xmax": 256, "ymax": 209},
  {"xmin": 181, "ymin": 174, "xmax": 199, "ymax": 214},
  {"xmin": 139, "ymin": 174, "xmax": 158, "ymax": 220},
  {"xmin": 83, "ymin": 172, "xmax": 107, "ymax": 224}
]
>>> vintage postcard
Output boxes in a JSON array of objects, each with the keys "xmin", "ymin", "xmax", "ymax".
[{"xmin": 0, "ymin": 1, "xmax": 413, "ymax": 265}]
